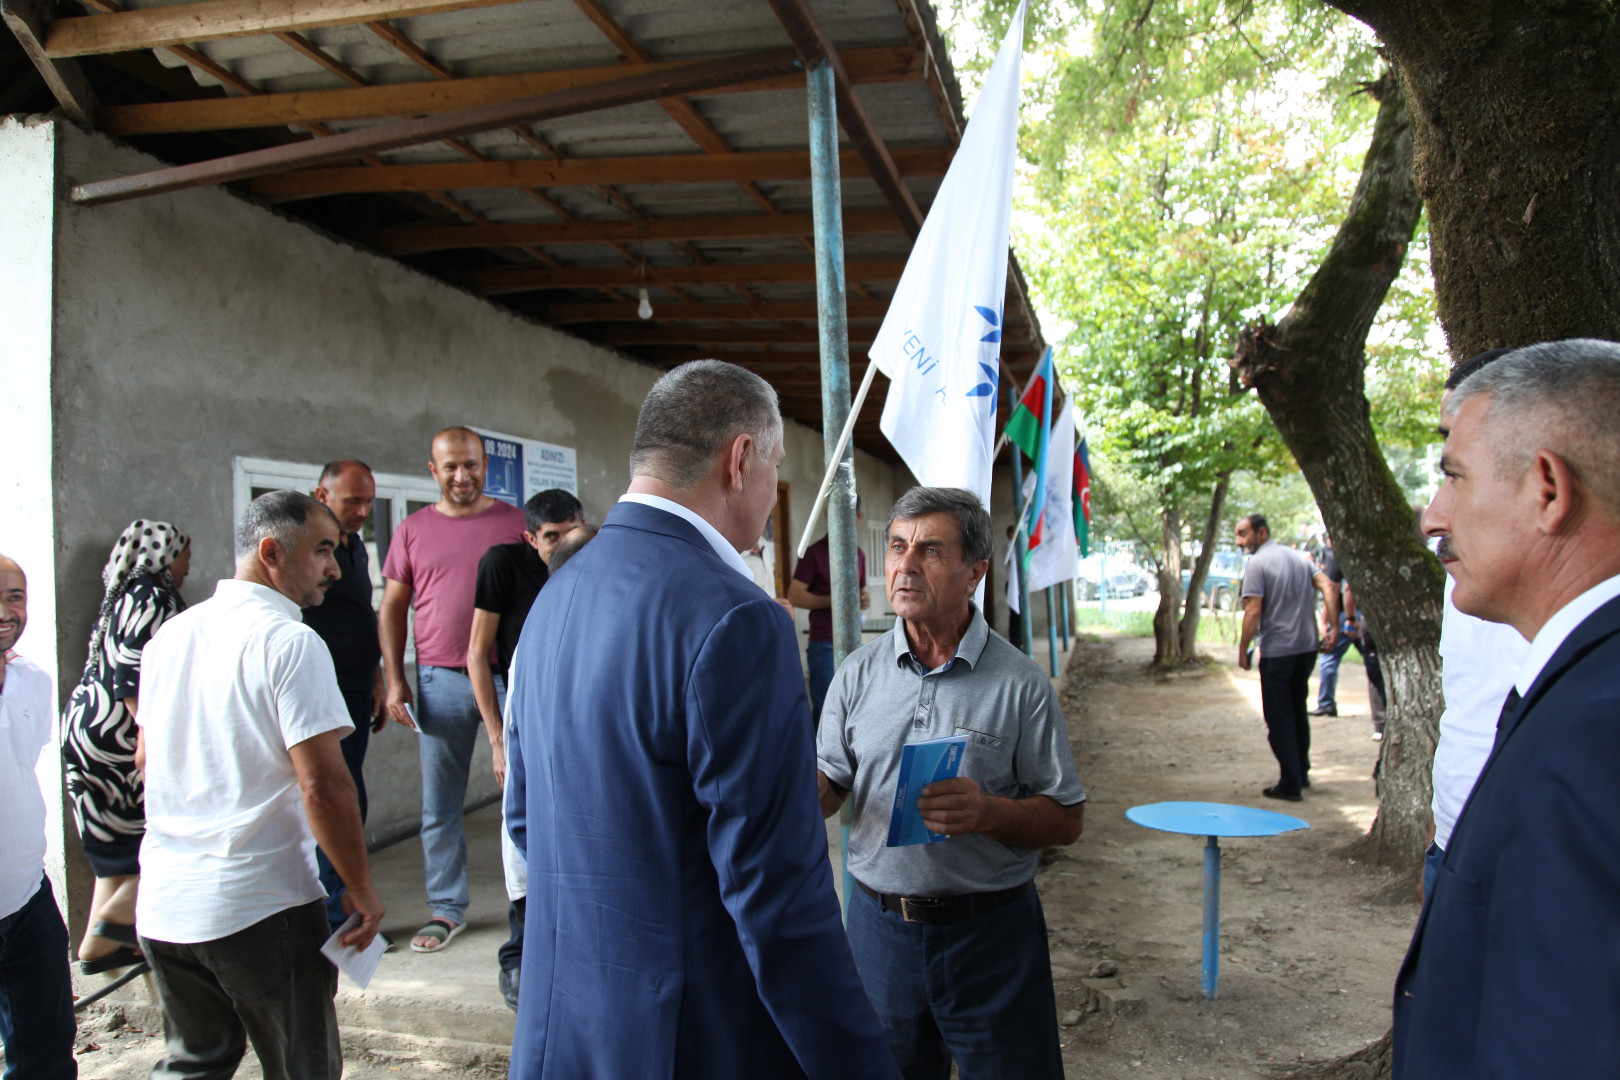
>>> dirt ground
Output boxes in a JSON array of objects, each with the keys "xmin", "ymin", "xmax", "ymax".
[
  {"xmin": 1047, "ymin": 631, "xmax": 1418, "ymax": 1079},
  {"xmin": 65, "ymin": 629, "xmax": 1417, "ymax": 1080}
]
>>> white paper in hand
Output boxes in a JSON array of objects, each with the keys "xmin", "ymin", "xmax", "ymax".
[{"xmin": 320, "ymin": 912, "xmax": 386, "ymax": 989}]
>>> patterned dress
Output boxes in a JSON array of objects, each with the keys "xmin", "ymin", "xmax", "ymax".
[{"xmin": 61, "ymin": 573, "xmax": 185, "ymax": 877}]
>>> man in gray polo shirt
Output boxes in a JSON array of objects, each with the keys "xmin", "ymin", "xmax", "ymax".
[
  {"xmin": 1236, "ymin": 513, "xmax": 1338, "ymax": 802},
  {"xmin": 817, "ymin": 486, "xmax": 1085, "ymax": 1080}
]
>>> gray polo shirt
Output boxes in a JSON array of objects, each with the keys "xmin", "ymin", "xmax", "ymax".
[
  {"xmin": 1240, "ymin": 540, "xmax": 1319, "ymax": 657},
  {"xmin": 816, "ymin": 605, "xmax": 1085, "ymax": 897}
]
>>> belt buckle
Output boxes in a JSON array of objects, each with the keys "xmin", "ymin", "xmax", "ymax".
[{"xmin": 899, "ymin": 897, "xmax": 934, "ymax": 923}]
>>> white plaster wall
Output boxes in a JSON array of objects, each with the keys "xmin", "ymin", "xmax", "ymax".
[
  {"xmin": 0, "ymin": 116, "xmax": 83, "ymax": 923},
  {"xmin": 45, "ymin": 123, "xmax": 898, "ymax": 864}
]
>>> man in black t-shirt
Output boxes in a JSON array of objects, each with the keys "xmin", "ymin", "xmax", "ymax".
[
  {"xmin": 467, "ymin": 488, "xmax": 584, "ymax": 1010},
  {"xmin": 305, "ymin": 459, "xmax": 385, "ymax": 931}
]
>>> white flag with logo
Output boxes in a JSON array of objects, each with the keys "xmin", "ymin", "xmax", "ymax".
[
  {"xmin": 1024, "ymin": 397, "xmax": 1080, "ymax": 593},
  {"xmin": 868, "ymin": 0, "xmax": 1026, "ymax": 510}
]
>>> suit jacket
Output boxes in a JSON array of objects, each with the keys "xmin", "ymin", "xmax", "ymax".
[
  {"xmin": 1393, "ymin": 593, "xmax": 1620, "ymax": 1078},
  {"xmin": 505, "ymin": 501, "xmax": 898, "ymax": 1080}
]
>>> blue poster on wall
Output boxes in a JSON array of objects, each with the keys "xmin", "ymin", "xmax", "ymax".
[{"xmin": 481, "ymin": 433, "xmax": 524, "ymax": 507}]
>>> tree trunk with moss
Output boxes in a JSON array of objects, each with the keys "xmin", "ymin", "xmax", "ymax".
[
  {"xmin": 1326, "ymin": 0, "xmax": 1620, "ymax": 356},
  {"xmin": 1234, "ymin": 71, "xmax": 1442, "ymax": 872}
]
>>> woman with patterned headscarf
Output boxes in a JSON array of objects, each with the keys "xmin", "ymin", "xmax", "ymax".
[{"xmin": 61, "ymin": 519, "xmax": 190, "ymax": 975}]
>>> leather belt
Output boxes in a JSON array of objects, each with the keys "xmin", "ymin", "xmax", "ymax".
[
  {"xmin": 856, "ymin": 879, "xmax": 1032, "ymax": 925},
  {"xmin": 429, "ymin": 665, "xmax": 469, "ymax": 676}
]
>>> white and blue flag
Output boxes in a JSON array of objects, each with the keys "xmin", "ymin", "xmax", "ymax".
[{"xmin": 868, "ymin": 0, "xmax": 1026, "ymax": 510}]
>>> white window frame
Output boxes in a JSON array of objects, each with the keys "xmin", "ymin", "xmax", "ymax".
[{"xmin": 232, "ymin": 456, "xmax": 443, "ymax": 663}]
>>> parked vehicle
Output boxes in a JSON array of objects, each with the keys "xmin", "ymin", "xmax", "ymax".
[
  {"xmin": 1076, "ymin": 556, "xmax": 1152, "ymax": 599},
  {"xmin": 1180, "ymin": 549, "xmax": 1247, "ymax": 610}
]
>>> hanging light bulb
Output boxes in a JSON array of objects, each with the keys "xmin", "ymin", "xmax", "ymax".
[{"xmin": 637, "ymin": 287, "xmax": 653, "ymax": 320}]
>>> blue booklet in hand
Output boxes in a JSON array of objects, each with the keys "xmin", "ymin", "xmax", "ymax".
[{"xmin": 885, "ymin": 735, "xmax": 968, "ymax": 847}]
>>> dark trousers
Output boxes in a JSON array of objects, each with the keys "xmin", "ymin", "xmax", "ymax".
[
  {"xmin": 142, "ymin": 900, "xmax": 339, "ymax": 1080},
  {"xmin": 1259, "ymin": 651, "xmax": 1317, "ymax": 794},
  {"xmin": 807, "ymin": 641, "xmax": 835, "ymax": 728},
  {"xmin": 499, "ymin": 897, "xmax": 525, "ymax": 974},
  {"xmin": 316, "ymin": 686, "xmax": 372, "ymax": 929},
  {"xmin": 845, "ymin": 883, "xmax": 1064, "ymax": 1080},
  {"xmin": 0, "ymin": 877, "xmax": 76, "ymax": 1080}
]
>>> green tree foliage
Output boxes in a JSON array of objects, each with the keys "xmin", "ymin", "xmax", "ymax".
[{"xmin": 941, "ymin": 0, "xmax": 1449, "ymax": 662}]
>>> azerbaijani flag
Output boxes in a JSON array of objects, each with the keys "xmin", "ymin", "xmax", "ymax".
[
  {"xmin": 1075, "ymin": 433, "xmax": 1092, "ymax": 558},
  {"xmin": 1004, "ymin": 347, "xmax": 1055, "ymax": 545}
]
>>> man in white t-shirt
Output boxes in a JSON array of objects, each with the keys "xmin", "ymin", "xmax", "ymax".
[
  {"xmin": 136, "ymin": 491, "xmax": 384, "ymax": 1079},
  {"xmin": 0, "ymin": 554, "xmax": 77, "ymax": 1077}
]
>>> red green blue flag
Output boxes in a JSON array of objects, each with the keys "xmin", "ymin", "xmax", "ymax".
[
  {"xmin": 1074, "ymin": 435, "xmax": 1092, "ymax": 558},
  {"xmin": 1004, "ymin": 347, "xmax": 1055, "ymax": 546}
]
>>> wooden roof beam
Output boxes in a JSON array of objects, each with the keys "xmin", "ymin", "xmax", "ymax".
[
  {"xmin": 3, "ymin": 0, "xmax": 96, "ymax": 125},
  {"xmin": 96, "ymin": 45, "xmax": 922, "ymax": 136},
  {"xmin": 542, "ymin": 300, "xmax": 892, "ymax": 323},
  {"xmin": 246, "ymin": 146, "xmax": 951, "ymax": 200},
  {"xmin": 69, "ymin": 49, "xmax": 809, "ymax": 206},
  {"xmin": 476, "ymin": 259, "xmax": 908, "ymax": 294},
  {"xmin": 43, "ymin": 0, "xmax": 522, "ymax": 58},
  {"xmin": 376, "ymin": 209, "xmax": 902, "ymax": 253},
  {"xmin": 600, "ymin": 326, "xmax": 874, "ymax": 347},
  {"xmin": 766, "ymin": 0, "xmax": 924, "ymax": 238}
]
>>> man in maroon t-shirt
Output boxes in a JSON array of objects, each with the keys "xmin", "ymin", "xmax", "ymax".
[
  {"xmin": 789, "ymin": 501, "xmax": 869, "ymax": 726},
  {"xmin": 380, "ymin": 426, "xmax": 525, "ymax": 954}
]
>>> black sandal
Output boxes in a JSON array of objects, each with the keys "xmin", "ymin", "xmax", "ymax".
[{"xmin": 80, "ymin": 920, "xmax": 143, "ymax": 975}]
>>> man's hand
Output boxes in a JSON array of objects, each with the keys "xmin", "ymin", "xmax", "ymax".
[
  {"xmin": 339, "ymin": 884, "xmax": 386, "ymax": 950},
  {"xmin": 491, "ymin": 734, "xmax": 507, "ymax": 786},
  {"xmin": 918, "ymin": 776, "xmax": 990, "ymax": 836},
  {"xmin": 1320, "ymin": 622, "xmax": 1339, "ymax": 651},
  {"xmin": 1238, "ymin": 647, "xmax": 1253, "ymax": 671},
  {"xmin": 370, "ymin": 668, "xmax": 388, "ymax": 732},
  {"xmin": 774, "ymin": 597, "xmax": 795, "ymax": 618},
  {"xmin": 386, "ymin": 679, "xmax": 416, "ymax": 729},
  {"xmin": 859, "ymin": 587, "xmax": 871, "ymax": 612}
]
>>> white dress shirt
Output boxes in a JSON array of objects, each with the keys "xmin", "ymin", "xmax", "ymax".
[
  {"xmin": 136, "ymin": 580, "xmax": 352, "ymax": 944},
  {"xmin": 1514, "ymin": 572, "xmax": 1620, "ymax": 696},
  {"xmin": 0, "ymin": 653, "xmax": 54, "ymax": 919},
  {"xmin": 1433, "ymin": 578, "xmax": 1528, "ymax": 850},
  {"xmin": 619, "ymin": 493, "xmax": 753, "ymax": 581}
]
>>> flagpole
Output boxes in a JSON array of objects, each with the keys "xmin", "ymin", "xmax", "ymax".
[
  {"xmin": 1010, "ymin": 442, "xmax": 1034, "ymax": 657},
  {"xmin": 796, "ymin": 362, "xmax": 879, "ymax": 560}
]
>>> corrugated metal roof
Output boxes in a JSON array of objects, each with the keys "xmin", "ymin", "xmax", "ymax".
[{"xmin": 56, "ymin": 0, "xmax": 1043, "ymax": 455}]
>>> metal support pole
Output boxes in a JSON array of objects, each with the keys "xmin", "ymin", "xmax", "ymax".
[
  {"xmin": 1203, "ymin": 835, "xmax": 1221, "ymax": 999},
  {"xmin": 1009, "ymin": 448, "xmax": 1034, "ymax": 657},
  {"xmin": 1060, "ymin": 579, "xmax": 1070, "ymax": 650},
  {"xmin": 1045, "ymin": 586, "xmax": 1058, "ymax": 676},
  {"xmin": 808, "ymin": 59, "xmax": 860, "ymax": 919}
]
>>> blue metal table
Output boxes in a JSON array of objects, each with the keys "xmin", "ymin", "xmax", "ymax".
[{"xmin": 1125, "ymin": 801, "xmax": 1309, "ymax": 999}]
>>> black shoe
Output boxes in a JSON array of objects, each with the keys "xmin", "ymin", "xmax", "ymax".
[
  {"xmin": 1263, "ymin": 785, "xmax": 1303, "ymax": 802},
  {"xmin": 1309, "ymin": 706, "xmax": 1337, "ymax": 717},
  {"xmin": 499, "ymin": 966, "xmax": 520, "ymax": 1012}
]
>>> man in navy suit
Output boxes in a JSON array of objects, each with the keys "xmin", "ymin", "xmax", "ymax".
[
  {"xmin": 505, "ymin": 360, "xmax": 900, "ymax": 1079},
  {"xmin": 1398, "ymin": 339, "xmax": 1620, "ymax": 1077}
]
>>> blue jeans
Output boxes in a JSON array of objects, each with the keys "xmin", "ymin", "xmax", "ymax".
[
  {"xmin": 807, "ymin": 641, "xmax": 834, "ymax": 728},
  {"xmin": 317, "ymin": 685, "xmax": 373, "ymax": 929},
  {"xmin": 0, "ymin": 877, "xmax": 76, "ymax": 1080},
  {"xmin": 417, "ymin": 665, "xmax": 503, "ymax": 925},
  {"xmin": 1316, "ymin": 629, "xmax": 1354, "ymax": 710},
  {"xmin": 845, "ymin": 883, "xmax": 1064, "ymax": 1080}
]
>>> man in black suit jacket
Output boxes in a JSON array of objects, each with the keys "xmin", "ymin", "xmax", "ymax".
[{"xmin": 1399, "ymin": 338, "xmax": 1620, "ymax": 1078}]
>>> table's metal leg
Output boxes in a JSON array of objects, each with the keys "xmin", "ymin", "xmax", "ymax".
[{"xmin": 1203, "ymin": 835, "xmax": 1220, "ymax": 999}]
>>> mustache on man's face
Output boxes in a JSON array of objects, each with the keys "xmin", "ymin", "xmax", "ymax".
[{"xmin": 1435, "ymin": 537, "xmax": 1456, "ymax": 561}]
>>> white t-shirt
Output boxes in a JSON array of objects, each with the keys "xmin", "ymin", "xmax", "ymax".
[
  {"xmin": 1433, "ymin": 577, "xmax": 1528, "ymax": 850},
  {"xmin": 0, "ymin": 653, "xmax": 54, "ymax": 919},
  {"xmin": 136, "ymin": 579, "xmax": 352, "ymax": 944}
]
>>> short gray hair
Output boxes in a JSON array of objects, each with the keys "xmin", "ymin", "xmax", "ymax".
[
  {"xmin": 887, "ymin": 487, "xmax": 993, "ymax": 564},
  {"xmin": 1450, "ymin": 338, "xmax": 1620, "ymax": 517},
  {"xmin": 630, "ymin": 361, "xmax": 782, "ymax": 488},
  {"xmin": 235, "ymin": 490, "xmax": 337, "ymax": 559}
]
